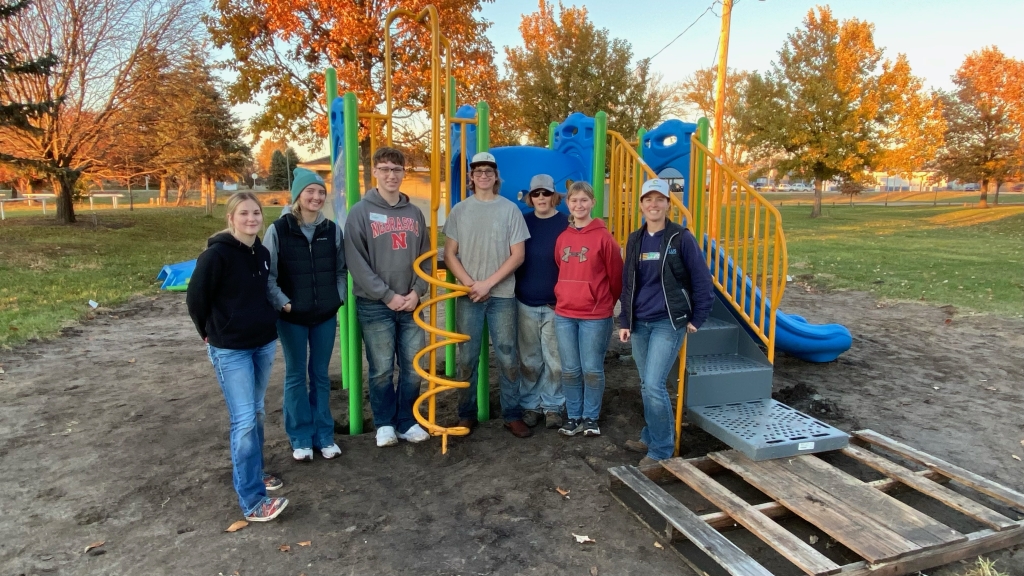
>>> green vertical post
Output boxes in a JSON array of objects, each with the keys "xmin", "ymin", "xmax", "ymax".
[
  {"xmin": 694, "ymin": 117, "xmax": 711, "ymax": 231},
  {"xmin": 343, "ymin": 92, "xmax": 363, "ymax": 435},
  {"xmin": 325, "ymin": 69, "xmax": 346, "ymax": 392},
  {"xmin": 592, "ymin": 111, "xmax": 607, "ymax": 218},
  {"xmin": 445, "ymin": 77, "xmax": 457, "ymax": 378},
  {"xmin": 548, "ymin": 122, "xmax": 558, "ymax": 150},
  {"xmin": 475, "ymin": 101, "xmax": 491, "ymax": 423}
]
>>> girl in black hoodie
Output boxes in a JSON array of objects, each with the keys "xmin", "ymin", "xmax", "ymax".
[{"xmin": 186, "ymin": 192, "xmax": 288, "ymax": 522}]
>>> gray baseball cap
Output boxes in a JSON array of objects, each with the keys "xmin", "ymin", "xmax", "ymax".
[{"xmin": 529, "ymin": 174, "xmax": 555, "ymax": 192}]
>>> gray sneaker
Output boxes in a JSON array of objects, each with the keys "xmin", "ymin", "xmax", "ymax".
[
  {"xmin": 544, "ymin": 411, "xmax": 563, "ymax": 429},
  {"xmin": 522, "ymin": 410, "xmax": 542, "ymax": 428},
  {"xmin": 581, "ymin": 418, "xmax": 601, "ymax": 437}
]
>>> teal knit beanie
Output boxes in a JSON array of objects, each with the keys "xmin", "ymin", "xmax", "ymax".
[{"xmin": 290, "ymin": 168, "xmax": 325, "ymax": 201}]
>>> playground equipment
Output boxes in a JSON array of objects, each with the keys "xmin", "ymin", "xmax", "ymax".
[{"xmin": 326, "ymin": 5, "xmax": 852, "ymax": 459}]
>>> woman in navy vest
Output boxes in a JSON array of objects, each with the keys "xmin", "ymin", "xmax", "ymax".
[{"xmin": 264, "ymin": 168, "xmax": 347, "ymax": 462}]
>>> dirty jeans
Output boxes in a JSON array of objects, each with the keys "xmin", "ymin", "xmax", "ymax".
[
  {"xmin": 357, "ymin": 297, "xmax": 425, "ymax": 434},
  {"xmin": 278, "ymin": 317, "xmax": 337, "ymax": 450},
  {"xmin": 554, "ymin": 315, "xmax": 613, "ymax": 421},
  {"xmin": 517, "ymin": 302, "xmax": 564, "ymax": 414},
  {"xmin": 630, "ymin": 318, "xmax": 687, "ymax": 460},
  {"xmin": 207, "ymin": 340, "xmax": 276, "ymax": 514},
  {"xmin": 456, "ymin": 296, "xmax": 523, "ymax": 422}
]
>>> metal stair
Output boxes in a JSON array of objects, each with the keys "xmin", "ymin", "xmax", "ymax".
[{"xmin": 677, "ymin": 294, "xmax": 849, "ymax": 461}]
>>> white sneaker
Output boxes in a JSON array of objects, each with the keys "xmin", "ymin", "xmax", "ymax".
[
  {"xmin": 320, "ymin": 444, "xmax": 342, "ymax": 459},
  {"xmin": 397, "ymin": 424, "xmax": 430, "ymax": 443},
  {"xmin": 292, "ymin": 448, "xmax": 313, "ymax": 462},
  {"xmin": 376, "ymin": 426, "xmax": 398, "ymax": 447}
]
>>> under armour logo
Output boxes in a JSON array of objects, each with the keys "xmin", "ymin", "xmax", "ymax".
[{"xmin": 561, "ymin": 246, "xmax": 588, "ymax": 263}]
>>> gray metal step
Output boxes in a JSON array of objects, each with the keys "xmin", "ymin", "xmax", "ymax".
[
  {"xmin": 685, "ymin": 317, "xmax": 738, "ymax": 357},
  {"xmin": 684, "ymin": 353, "xmax": 773, "ymax": 406},
  {"xmin": 687, "ymin": 399, "xmax": 849, "ymax": 461}
]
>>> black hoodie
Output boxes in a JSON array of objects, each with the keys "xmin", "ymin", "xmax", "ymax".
[{"xmin": 186, "ymin": 232, "xmax": 279, "ymax": 349}]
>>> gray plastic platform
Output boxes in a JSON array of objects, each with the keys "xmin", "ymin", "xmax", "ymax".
[{"xmin": 687, "ymin": 399, "xmax": 849, "ymax": 461}]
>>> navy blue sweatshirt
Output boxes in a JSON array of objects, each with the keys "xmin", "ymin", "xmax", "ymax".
[
  {"xmin": 515, "ymin": 210, "xmax": 569, "ymax": 306},
  {"xmin": 186, "ymin": 233, "xmax": 279, "ymax": 349}
]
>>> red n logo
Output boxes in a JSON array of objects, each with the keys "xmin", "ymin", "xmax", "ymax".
[{"xmin": 390, "ymin": 232, "xmax": 407, "ymax": 250}]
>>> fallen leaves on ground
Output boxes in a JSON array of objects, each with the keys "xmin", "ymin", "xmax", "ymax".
[
  {"xmin": 809, "ymin": 535, "xmax": 819, "ymax": 544},
  {"xmin": 278, "ymin": 544, "xmax": 290, "ymax": 552},
  {"xmin": 224, "ymin": 520, "xmax": 248, "ymax": 533},
  {"xmin": 298, "ymin": 541, "xmax": 311, "ymax": 547},
  {"xmin": 128, "ymin": 358, "xmax": 136, "ymax": 363},
  {"xmin": 1012, "ymin": 455, "xmax": 1021, "ymax": 462},
  {"xmin": 555, "ymin": 487, "xmax": 570, "ymax": 498},
  {"xmin": 573, "ymin": 533, "xmax": 596, "ymax": 544},
  {"xmin": 654, "ymin": 541, "xmax": 664, "ymax": 549},
  {"xmin": 589, "ymin": 567, "xmax": 598, "ymax": 576},
  {"xmin": 84, "ymin": 541, "xmax": 104, "ymax": 553}
]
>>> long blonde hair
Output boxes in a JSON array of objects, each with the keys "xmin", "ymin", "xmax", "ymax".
[
  {"xmin": 565, "ymin": 181, "xmax": 595, "ymax": 227},
  {"xmin": 214, "ymin": 192, "xmax": 264, "ymax": 238}
]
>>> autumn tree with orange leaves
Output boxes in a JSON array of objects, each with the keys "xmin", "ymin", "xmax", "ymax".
[
  {"xmin": 206, "ymin": 0, "xmax": 502, "ymax": 167},
  {"xmin": 935, "ymin": 47, "xmax": 1024, "ymax": 207}
]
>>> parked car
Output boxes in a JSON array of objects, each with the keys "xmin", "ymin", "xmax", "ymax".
[
  {"xmin": 776, "ymin": 183, "xmax": 791, "ymax": 191},
  {"xmin": 963, "ymin": 183, "xmax": 981, "ymax": 191},
  {"xmin": 790, "ymin": 183, "xmax": 813, "ymax": 192}
]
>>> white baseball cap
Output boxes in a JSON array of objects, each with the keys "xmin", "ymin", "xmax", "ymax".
[
  {"xmin": 469, "ymin": 152, "xmax": 497, "ymax": 169},
  {"xmin": 641, "ymin": 178, "xmax": 670, "ymax": 199}
]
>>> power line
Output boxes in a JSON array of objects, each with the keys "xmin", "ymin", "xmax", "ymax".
[{"xmin": 637, "ymin": 1, "xmax": 721, "ymax": 71}]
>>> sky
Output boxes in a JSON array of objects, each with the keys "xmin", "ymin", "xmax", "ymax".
[{"xmin": 257, "ymin": 0, "xmax": 1024, "ymax": 158}]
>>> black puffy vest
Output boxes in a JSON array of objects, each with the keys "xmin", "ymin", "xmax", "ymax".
[{"xmin": 273, "ymin": 214, "xmax": 342, "ymax": 326}]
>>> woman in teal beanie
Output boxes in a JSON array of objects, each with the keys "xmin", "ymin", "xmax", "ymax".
[{"xmin": 263, "ymin": 167, "xmax": 347, "ymax": 462}]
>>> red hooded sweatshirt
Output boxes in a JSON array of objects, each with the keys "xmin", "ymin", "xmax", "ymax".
[{"xmin": 553, "ymin": 218, "xmax": 624, "ymax": 319}]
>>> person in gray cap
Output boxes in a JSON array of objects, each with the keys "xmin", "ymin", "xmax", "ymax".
[
  {"xmin": 514, "ymin": 174, "xmax": 569, "ymax": 429},
  {"xmin": 443, "ymin": 152, "xmax": 532, "ymax": 438}
]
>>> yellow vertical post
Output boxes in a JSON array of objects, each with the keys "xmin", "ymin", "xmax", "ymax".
[
  {"xmin": 674, "ymin": 334, "xmax": 688, "ymax": 457},
  {"xmin": 712, "ymin": 0, "xmax": 732, "ymax": 159}
]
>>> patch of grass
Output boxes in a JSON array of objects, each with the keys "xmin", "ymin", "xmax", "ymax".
[
  {"xmin": 780, "ymin": 205, "xmax": 1024, "ymax": 315},
  {"xmin": 0, "ymin": 209, "xmax": 228, "ymax": 347},
  {"xmin": 959, "ymin": 557, "xmax": 1009, "ymax": 576}
]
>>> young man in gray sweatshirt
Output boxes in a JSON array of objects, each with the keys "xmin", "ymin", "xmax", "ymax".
[{"xmin": 344, "ymin": 147, "xmax": 432, "ymax": 448}]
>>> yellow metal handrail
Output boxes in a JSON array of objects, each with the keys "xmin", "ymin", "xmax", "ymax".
[{"xmin": 688, "ymin": 135, "xmax": 787, "ymax": 362}]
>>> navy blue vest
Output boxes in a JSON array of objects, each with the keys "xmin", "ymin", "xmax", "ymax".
[{"xmin": 273, "ymin": 215, "xmax": 341, "ymax": 326}]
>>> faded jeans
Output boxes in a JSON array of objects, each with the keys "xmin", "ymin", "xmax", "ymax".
[
  {"xmin": 357, "ymin": 297, "xmax": 425, "ymax": 434},
  {"xmin": 630, "ymin": 318, "xmax": 687, "ymax": 460},
  {"xmin": 207, "ymin": 340, "xmax": 276, "ymax": 514},
  {"xmin": 554, "ymin": 315, "xmax": 613, "ymax": 421},
  {"xmin": 456, "ymin": 296, "xmax": 523, "ymax": 422},
  {"xmin": 278, "ymin": 317, "xmax": 337, "ymax": 450},
  {"xmin": 517, "ymin": 302, "xmax": 563, "ymax": 413}
]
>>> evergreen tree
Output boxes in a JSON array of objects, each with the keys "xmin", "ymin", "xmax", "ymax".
[{"xmin": 268, "ymin": 150, "xmax": 288, "ymax": 191}]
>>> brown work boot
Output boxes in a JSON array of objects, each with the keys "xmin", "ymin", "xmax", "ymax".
[
  {"xmin": 504, "ymin": 420, "xmax": 533, "ymax": 438},
  {"xmin": 624, "ymin": 439, "xmax": 648, "ymax": 454},
  {"xmin": 456, "ymin": 419, "xmax": 477, "ymax": 434},
  {"xmin": 638, "ymin": 456, "xmax": 663, "ymax": 467}
]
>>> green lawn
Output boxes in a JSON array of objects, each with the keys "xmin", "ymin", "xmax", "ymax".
[
  {"xmin": 0, "ymin": 209, "xmax": 227, "ymax": 347},
  {"xmin": 779, "ymin": 205, "xmax": 1024, "ymax": 316},
  {"xmin": 2, "ymin": 204, "xmax": 1022, "ymax": 348}
]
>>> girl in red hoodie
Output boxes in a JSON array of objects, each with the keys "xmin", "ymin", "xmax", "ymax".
[{"xmin": 553, "ymin": 182, "xmax": 624, "ymax": 437}]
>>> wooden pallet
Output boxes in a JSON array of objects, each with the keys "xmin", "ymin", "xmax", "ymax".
[{"xmin": 609, "ymin": 430, "xmax": 1024, "ymax": 576}]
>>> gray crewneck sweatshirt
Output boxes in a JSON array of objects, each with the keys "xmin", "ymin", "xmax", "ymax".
[
  {"xmin": 263, "ymin": 208, "xmax": 347, "ymax": 311},
  {"xmin": 344, "ymin": 188, "xmax": 430, "ymax": 303}
]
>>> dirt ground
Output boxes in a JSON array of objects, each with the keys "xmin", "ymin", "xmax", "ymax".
[{"xmin": 1, "ymin": 286, "xmax": 1022, "ymax": 576}]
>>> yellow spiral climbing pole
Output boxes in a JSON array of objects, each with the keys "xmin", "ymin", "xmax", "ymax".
[{"xmin": 411, "ymin": 250, "xmax": 470, "ymax": 454}]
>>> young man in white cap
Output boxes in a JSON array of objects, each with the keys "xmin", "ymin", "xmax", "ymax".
[
  {"xmin": 443, "ymin": 152, "xmax": 532, "ymax": 438},
  {"xmin": 515, "ymin": 174, "xmax": 569, "ymax": 429},
  {"xmin": 618, "ymin": 178, "xmax": 714, "ymax": 465}
]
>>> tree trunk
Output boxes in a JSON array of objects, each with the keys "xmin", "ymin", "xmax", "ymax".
[
  {"xmin": 978, "ymin": 179, "xmax": 989, "ymax": 208},
  {"xmin": 159, "ymin": 176, "xmax": 168, "ymax": 205},
  {"xmin": 174, "ymin": 177, "xmax": 190, "ymax": 207},
  {"xmin": 55, "ymin": 170, "xmax": 79, "ymax": 224},
  {"xmin": 810, "ymin": 182, "xmax": 822, "ymax": 218},
  {"xmin": 994, "ymin": 180, "xmax": 1002, "ymax": 205},
  {"xmin": 14, "ymin": 177, "xmax": 27, "ymax": 198}
]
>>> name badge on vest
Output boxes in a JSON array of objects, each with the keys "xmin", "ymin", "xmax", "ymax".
[{"xmin": 640, "ymin": 252, "xmax": 660, "ymax": 262}]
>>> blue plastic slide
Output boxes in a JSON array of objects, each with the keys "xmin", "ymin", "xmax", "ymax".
[
  {"xmin": 157, "ymin": 259, "xmax": 196, "ymax": 292},
  {"xmin": 708, "ymin": 240, "xmax": 851, "ymax": 363}
]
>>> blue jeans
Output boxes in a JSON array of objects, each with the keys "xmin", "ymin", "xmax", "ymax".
[
  {"xmin": 456, "ymin": 296, "xmax": 523, "ymax": 422},
  {"xmin": 278, "ymin": 317, "xmax": 337, "ymax": 450},
  {"xmin": 357, "ymin": 297, "xmax": 425, "ymax": 434},
  {"xmin": 630, "ymin": 318, "xmax": 687, "ymax": 460},
  {"xmin": 517, "ymin": 302, "xmax": 563, "ymax": 413},
  {"xmin": 554, "ymin": 315, "xmax": 613, "ymax": 421},
  {"xmin": 207, "ymin": 340, "xmax": 276, "ymax": 514}
]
